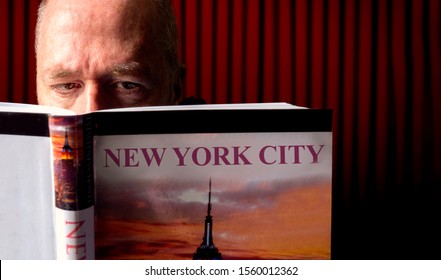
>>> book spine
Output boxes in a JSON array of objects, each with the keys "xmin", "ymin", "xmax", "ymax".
[{"xmin": 49, "ymin": 115, "xmax": 95, "ymax": 260}]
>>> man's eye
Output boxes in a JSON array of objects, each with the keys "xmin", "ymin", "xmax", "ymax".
[
  {"xmin": 54, "ymin": 83, "xmax": 79, "ymax": 91},
  {"xmin": 116, "ymin": 81, "xmax": 140, "ymax": 90}
]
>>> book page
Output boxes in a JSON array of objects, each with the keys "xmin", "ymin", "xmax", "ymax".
[
  {"xmin": 94, "ymin": 102, "xmax": 308, "ymax": 113},
  {"xmin": 0, "ymin": 102, "xmax": 75, "ymax": 116},
  {"xmin": 0, "ymin": 101, "xmax": 306, "ymax": 117}
]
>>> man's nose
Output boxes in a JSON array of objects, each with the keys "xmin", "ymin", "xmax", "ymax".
[
  {"xmin": 74, "ymin": 84, "xmax": 107, "ymax": 114},
  {"xmin": 85, "ymin": 85, "xmax": 102, "ymax": 112}
]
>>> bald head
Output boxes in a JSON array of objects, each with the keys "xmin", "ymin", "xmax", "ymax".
[{"xmin": 36, "ymin": 0, "xmax": 181, "ymax": 113}]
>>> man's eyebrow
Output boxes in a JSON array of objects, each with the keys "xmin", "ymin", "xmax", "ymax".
[
  {"xmin": 110, "ymin": 62, "xmax": 145, "ymax": 76},
  {"xmin": 45, "ymin": 62, "xmax": 148, "ymax": 80},
  {"xmin": 47, "ymin": 70, "xmax": 80, "ymax": 80}
]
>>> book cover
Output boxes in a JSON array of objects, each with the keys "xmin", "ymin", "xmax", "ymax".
[
  {"xmin": 92, "ymin": 109, "xmax": 332, "ymax": 259},
  {"xmin": 0, "ymin": 111, "xmax": 56, "ymax": 259},
  {"xmin": 0, "ymin": 103, "xmax": 332, "ymax": 260}
]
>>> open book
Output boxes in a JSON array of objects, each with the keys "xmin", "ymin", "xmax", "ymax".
[{"xmin": 0, "ymin": 102, "xmax": 332, "ymax": 260}]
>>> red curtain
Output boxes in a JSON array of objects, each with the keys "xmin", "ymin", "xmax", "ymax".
[
  {"xmin": 0, "ymin": 0, "xmax": 38, "ymax": 104},
  {"xmin": 1, "ymin": 0, "xmax": 440, "ymax": 259}
]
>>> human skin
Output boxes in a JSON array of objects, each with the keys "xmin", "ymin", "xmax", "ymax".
[{"xmin": 36, "ymin": 0, "xmax": 180, "ymax": 114}]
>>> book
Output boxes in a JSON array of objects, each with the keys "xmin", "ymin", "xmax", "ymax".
[{"xmin": 0, "ymin": 102, "xmax": 333, "ymax": 260}]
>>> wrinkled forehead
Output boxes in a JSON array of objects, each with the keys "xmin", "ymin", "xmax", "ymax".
[{"xmin": 40, "ymin": 0, "xmax": 160, "ymax": 42}]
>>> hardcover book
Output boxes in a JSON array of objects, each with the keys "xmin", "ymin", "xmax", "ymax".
[{"xmin": 0, "ymin": 102, "xmax": 333, "ymax": 260}]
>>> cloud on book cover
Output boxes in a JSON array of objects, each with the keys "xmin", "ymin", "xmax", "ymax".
[
  {"xmin": 94, "ymin": 177, "xmax": 331, "ymax": 259},
  {"xmin": 95, "ymin": 177, "xmax": 326, "ymax": 222}
]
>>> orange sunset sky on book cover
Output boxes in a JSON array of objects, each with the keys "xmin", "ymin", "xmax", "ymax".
[{"xmin": 94, "ymin": 178, "xmax": 331, "ymax": 260}]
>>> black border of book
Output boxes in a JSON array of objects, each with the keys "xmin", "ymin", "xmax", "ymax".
[
  {"xmin": 0, "ymin": 108, "xmax": 332, "ymax": 137},
  {"xmin": 0, "ymin": 112, "xmax": 50, "ymax": 137},
  {"xmin": 93, "ymin": 109, "xmax": 333, "ymax": 135}
]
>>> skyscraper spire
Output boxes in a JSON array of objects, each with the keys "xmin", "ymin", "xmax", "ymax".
[
  {"xmin": 192, "ymin": 178, "xmax": 222, "ymax": 260},
  {"xmin": 64, "ymin": 129, "xmax": 69, "ymax": 146},
  {"xmin": 207, "ymin": 178, "xmax": 211, "ymax": 216},
  {"xmin": 61, "ymin": 128, "xmax": 73, "ymax": 160}
]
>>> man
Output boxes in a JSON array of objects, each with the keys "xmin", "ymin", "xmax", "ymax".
[{"xmin": 35, "ymin": 0, "xmax": 183, "ymax": 114}]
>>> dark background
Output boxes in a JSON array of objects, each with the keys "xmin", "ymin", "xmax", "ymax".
[{"xmin": 1, "ymin": 0, "xmax": 440, "ymax": 259}]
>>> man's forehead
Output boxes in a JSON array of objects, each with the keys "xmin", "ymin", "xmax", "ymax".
[
  {"xmin": 42, "ymin": 0, "xmax": 159, "ymax": 32},
  {"xmin": 39, "ymin": 1, "xmax": 163, "ymax": 57},
  {"xmin": 37, "ymin": 0, "xmax": 170, "ymax": 79}
]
